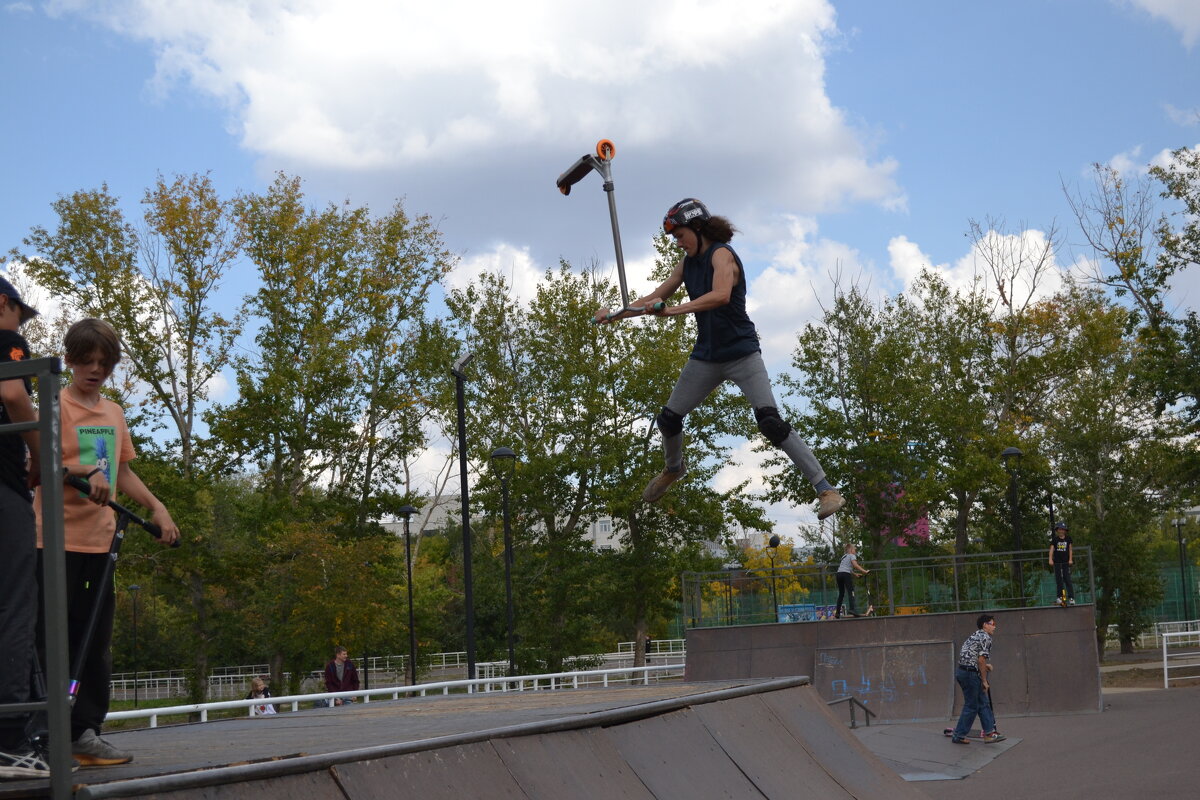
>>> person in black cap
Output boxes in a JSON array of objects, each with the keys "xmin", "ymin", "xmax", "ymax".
[
  {"xmin": 1048, "ymin": 521, "xmax": 1074, "ymax": 606},
  {"xmin": 0, "ymin": 276, "xmax": 49, "ymax": 779}
]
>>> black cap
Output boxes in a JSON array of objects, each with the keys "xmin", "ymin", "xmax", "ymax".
[
  {"xmin": 1053, "ymin": 521, "xmax": 1068, "ymax": 531},
  {"xmin": 0, "ymin": 276, "xmax": 39, "ymax": 323}
]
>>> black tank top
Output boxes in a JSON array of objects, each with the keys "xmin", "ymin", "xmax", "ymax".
[{"xmin": 682, "ymin": 243, "xmax": 760, "ymax": 362}]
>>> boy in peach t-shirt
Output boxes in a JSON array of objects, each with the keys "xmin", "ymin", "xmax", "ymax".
[{"xmin": 35, "ymin": 318, "xmax": 178, "ymax": 767}]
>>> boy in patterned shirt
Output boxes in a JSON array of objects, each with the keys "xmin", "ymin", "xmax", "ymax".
[
  {"xmin": 34, "ymin": 319, "xmax": 179, "ymax": 767},
  {"xmin": 949, "ymin": 614, "xmax": 1006, "ymax": 744}
]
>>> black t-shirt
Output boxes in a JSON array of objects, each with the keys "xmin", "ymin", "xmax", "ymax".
[
  {"xmin": 1050, "ymin": 534, "xmax": 1073, "ymax": 564},
  {"xmin": 0, "ymin": 329, "xmax": 33, "ymax": 498}
]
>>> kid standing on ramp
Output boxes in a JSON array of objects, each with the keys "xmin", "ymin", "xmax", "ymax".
[
  {"xmin": 35, "ymin": 318, "xmax": 179, "ymax": 767},
  {"xmin": 594, "ymin": 199, "xmax": 845, "ymax": 520}
]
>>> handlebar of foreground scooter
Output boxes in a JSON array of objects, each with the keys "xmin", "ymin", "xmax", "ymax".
[{"xmin": 64, "ymin": 474, "xmax": 179, "ymax": 547}]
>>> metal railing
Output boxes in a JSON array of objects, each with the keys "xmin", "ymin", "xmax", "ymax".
[
  {"xmin": 617, "ymin": 639, "xmax": 686, "ymax": 654},
  {"xmin": 827, "ymin": 695, "xmax": 875, "ymax": 729},
  {"xmin": 1161, "ymin": 630, "xmax": 1200, "ymax": 688},
  {"xmin": 105, "ymin": 664, "xmax": 686, "ymax": 728},
  {"xmin": 682, "ymin": 547, "xmax": 1094, "ymax": 628},
  {"xmin": 111, "ymin": 644, "xmax": 690, "ymax": 701},
  {"xmin": 0, "ymin": 357, "xmax": 70, "ymax": 799}
]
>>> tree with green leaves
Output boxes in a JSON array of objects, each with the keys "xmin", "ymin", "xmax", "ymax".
[
  {"xmin": 1043, "ymin": 285, "xmax": 1174, "ymax": 652},
  {"xmin": 444, "ymin": 247, "xmax": 768, "ymax": 669}
]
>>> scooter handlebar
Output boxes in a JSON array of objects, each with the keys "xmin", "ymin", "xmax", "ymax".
[
  {"xmin": 556, "ymin": 154, "xmax": 597, "ymax": 196},
  {"xmin": 64, "ymin": 474, "xmax": 177, "ymax": 546}
]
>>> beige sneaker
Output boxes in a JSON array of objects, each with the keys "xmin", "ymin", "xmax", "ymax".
[
  {"xmin": 642, "ymin": 465, "xmax": 686, "ymax": 503},
  {"xmin": 816, "ymin": 490, "xmax": 846, "ymax": 520}
]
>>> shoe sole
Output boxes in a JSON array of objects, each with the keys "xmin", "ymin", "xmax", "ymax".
[
  {"xmin": 0, "ymin": 766, "xmax": 50, "ymax": 778},
  {"xmin": 73, "ymin": 753, "xmax": 132, "ymax": 767}
]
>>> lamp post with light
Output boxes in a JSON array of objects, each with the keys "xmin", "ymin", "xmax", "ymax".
[
  {"xmin": 399, "ymin": 505, "xmax": 419, "ymax": 686},
  {"xmin": 767, "ymin": 534, "xmax": 780, "ymax": 621}
]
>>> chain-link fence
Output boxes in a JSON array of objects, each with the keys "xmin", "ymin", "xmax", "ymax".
[{"xmin": 681, "ymin": 547, "xmax": 1094, "ymax": 628}]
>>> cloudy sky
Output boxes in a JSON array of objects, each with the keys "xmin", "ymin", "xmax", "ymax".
[{"xmin": 3, "ymin": 0, "xmax": 1198, "ymax": 537}]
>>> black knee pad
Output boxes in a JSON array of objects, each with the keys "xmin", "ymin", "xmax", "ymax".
[
  {"xmin": 656, "ymin": 407, "xmax": 684, "ymax": 437},
  {"xmin": 754, "ymin": 406, "xmax": 792, "ymax": 446}
]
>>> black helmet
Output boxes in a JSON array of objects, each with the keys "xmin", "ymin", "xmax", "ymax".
[{"xmin": 663, "ymin": 198, "xmax": 710, "ymax": 234}]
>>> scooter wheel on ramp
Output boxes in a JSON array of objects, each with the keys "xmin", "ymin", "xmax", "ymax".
[{"xmin": 596, "ymin": 139, "xmax": 616, "ymax": 160}]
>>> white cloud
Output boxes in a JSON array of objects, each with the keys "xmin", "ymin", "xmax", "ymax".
[
  {"xmin": 1125, "ymin": 0, "xmax": 1200, "ymax": 47},
  {"xmin": 445, "ymin": 241, "xmax": 545, "ymax": 304},
  {"xmin": 1105, "ymin": 145, "xmax": 1148, "ymax": 177},
  {"xmin": 46, "ymin": 0, "xmax": 902, "ymax": 215},
  {"xmin": 887, "ymin": 235, "xmax": 941, "ymax": 291},
  {"xmin": 744, "ymin": 214, "xmax": 865, "ymax": 366},
  {"xmin": 1165, "ymin": 104, "xmax": 1200, "ymax": 126},
  {"xmin": 204, "ymin": 369, "xmax": 231, "ymax": 402},
  {"xmin": 888, "ymin": 227, "xmax": 1071, "ymax": 310}
]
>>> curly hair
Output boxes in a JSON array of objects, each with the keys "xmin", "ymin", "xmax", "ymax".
[{"xmin": 695, "ymin": 215, "xmax": 737, "ymax": 244}]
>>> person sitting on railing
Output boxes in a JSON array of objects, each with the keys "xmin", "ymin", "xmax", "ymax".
[
  {"xmin": 323, "ymin": 646, "xmax": 360, "ymax": 707},
  {"xmin": 246, "ymin": 676, "xmax": 275, "ymax": 716}
]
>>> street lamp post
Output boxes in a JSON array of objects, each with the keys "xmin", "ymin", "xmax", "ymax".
[
  {"xmin": 490, "ymin": 446, "xmax": 517, "ymax": 675},
  {"xmin": 129, "ymin": 584, "xmax": 141, "ymax": 708},
  {"xmin": 399, "ymin": 505, "xmax": 419, "ymax": 686},
  {"xmin": 1173, "ymin": 517, "xmax": 1192, "ymax": 621},
  {"xmin": 1000, "ymin": 447, "xmax": 1024, "ymax": 606},
  {"xmin": 452, "ymin": 352, "xmax": 477, "ymax": 680},
  {"xmin": 767, "ymin": 534, "xmax": 780, "ymax": 622}
]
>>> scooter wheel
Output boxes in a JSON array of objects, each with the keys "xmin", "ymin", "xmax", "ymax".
[{"xmin": 596, "ymin": 139, "xmax": 615, "ymax": 160}]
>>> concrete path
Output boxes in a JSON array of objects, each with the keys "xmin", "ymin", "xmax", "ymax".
[{"xmin": 897, "ymin": 686, "xmax": 1200, "ymax": 799}]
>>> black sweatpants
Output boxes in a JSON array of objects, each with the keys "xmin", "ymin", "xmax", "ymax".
[
  {"xmin": 0, "ymin": 485, "xmax": 36, "ymax": 749},
  {"xmin": 36, "ymin": 550, "xmax": 115, "ymax": 741},
  {"xmin": 836, "ymin": 571, "xmax": 858, "ymax": 616}
]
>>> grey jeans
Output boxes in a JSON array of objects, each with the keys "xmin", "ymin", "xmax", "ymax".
[{"xmin": 662, "ymin": 351, "xmax": 826, "ymax": 486}]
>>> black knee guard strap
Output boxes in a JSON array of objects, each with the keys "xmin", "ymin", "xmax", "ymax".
[
  {"xmin": 656, "ymin": 407, "xmax": 684, "ymax": 437},
  {"xmin": 755, "ymin": 406, "xmax": 792, "ymax": 446}
]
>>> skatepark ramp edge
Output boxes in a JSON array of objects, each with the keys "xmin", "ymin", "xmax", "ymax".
[{"xmin": 74, "ymin": 677, "xmax": 925, "ymax": 800}]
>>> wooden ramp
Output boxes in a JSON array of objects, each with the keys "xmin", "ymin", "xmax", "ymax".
[{"xmin": 2, "ymin": 678, "xmax": 930, "ymax": 799}]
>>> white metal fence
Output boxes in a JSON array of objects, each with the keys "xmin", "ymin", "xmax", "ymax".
[
  {"xmin": 111, "ymin": 644, "xmax": 687, "ymax": 702},
  {"xmin": 105, "ymin": 663, "xmax": 687, "ymax": 728},
  {"xmin": 1161, "ymin": 630, "xmax": 1200, "ymax": 688}
]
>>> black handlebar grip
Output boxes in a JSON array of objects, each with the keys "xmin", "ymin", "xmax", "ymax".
[{"xmin": 556, "ymin": 154, "xmax": 595, "ymax": 195}]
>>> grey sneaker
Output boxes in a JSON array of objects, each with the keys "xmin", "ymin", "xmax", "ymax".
[
  {"xmin": 642, "ymin": 464, "xmax": 686, "ymax": 503},
  {"xmin": 816, "ymin": 490, "xmax": 846, "ymax": 520},
  {"xmin": 72, "ymin": 729, "xmax": 132, "ymax": 766},
  {"xmin": 0, "ymin": 745, "xmax": 49, "ymax": 779}
]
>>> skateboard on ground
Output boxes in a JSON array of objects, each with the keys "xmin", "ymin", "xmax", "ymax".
[{"xmin": 942, "ymin": 728, "xmax": 1000, "ymax": 739}]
